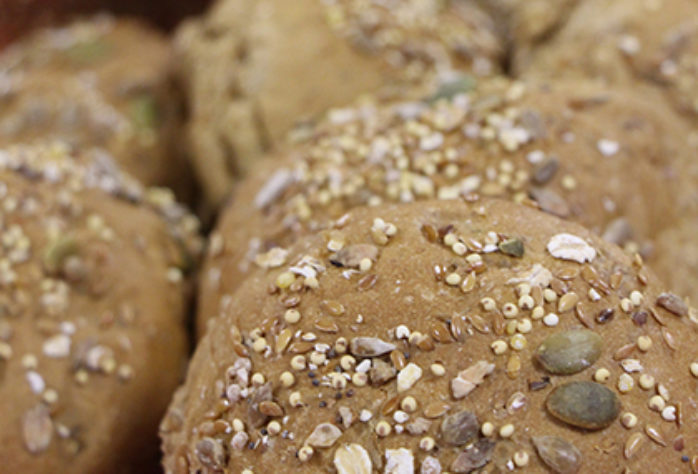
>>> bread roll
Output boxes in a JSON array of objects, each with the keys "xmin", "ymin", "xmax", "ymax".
[
  {"xmin": 197, "ymin": 78, "xmax": 694, "ymax": 337},
  {"xmin": 515, "ymin": 0, "xmax": 698, "ymax": 119},
  {"xmin": 0, "ymin": 15, "xmax": 192, "ymax": 200},
  {"xmin": 0, "ymin": 143, "xmax": 201, "ymax": 472},
  {"xmin": 162, "ymin": 198, "xmax": 698, "ymax": 473},
  {"xmin": 173, "ymin": 0, "xmax": 504, "ymax": 207}
]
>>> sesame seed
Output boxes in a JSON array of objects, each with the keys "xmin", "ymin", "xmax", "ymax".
[
  {"xmin": 531, "ymin": 306, "xmax": 545, "ymax": 320},
  {"xmin": 430, "ymin": 363, "xmax": 445, "ymax": 376},
  {"xmin": 233, "ymin": 419, "xmax": 245, "ymax": 432},
  {"xmin": 452, "ymin": 242, "xmax": 467, "ymax": 256},
  {"xmin": 620, "ymin": 298, "xmax": 633, "ymax": 313},
  {"xmin": 629, "ymin": 290, "xmax": 644, "ymax": 306},
  {"xmin": 543, "ymin": 289, "xmax": 557, "ymax": 303},
  {"xmin": 276, "ymin": 271, "xmax": 296, "ymax": 289},
  {"xmin": 445, "ymin": 273, "xmax": 461, "ymax": 286}
]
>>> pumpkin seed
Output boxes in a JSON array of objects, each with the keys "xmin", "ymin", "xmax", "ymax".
[
  {"xmin": 498, "ymin": 238, "xmax": 524, "ymax": 258},
  {"xmin": 535, "ymin": 329, "xmax": 602, "ymax": 375},
  {"xmin": 440, "ymin": 410, "xmax": 479, "ymax": 446},
  {"xmin": 546, "ymin": 381, "xmax": 620, "ymax": 429},
  {"xmin": 530, "ymin": 188, "xmax": 570, "ymax": 217},
  {"xmin": 533, "ymin": 436, "xmax": 582, "ymax": 473},
  {"xmin": 531, "ymin": 156, "xmax": 559, "ymax": 185}
]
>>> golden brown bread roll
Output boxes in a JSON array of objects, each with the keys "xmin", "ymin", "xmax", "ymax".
[
  {"xmin": 0, "ymin": 15, "xmax": 193, "ymax": 200},
  {"xmin": 173, "ymin": 0, "xmax": 504, "ymax": 208},
  {"xmin": 476, "ymin": 0, "xmax": 580, "ymax": 51},
  {"xmin": 161, "ymin": 198, "xmax": 698, "ymax": 473},
  {"xmin": 0, "ymin": 143, "xmax": 201, "ymax": 472},
  {"xmin": 514, "ymin": 0, "xmax": 698, "ymax": 119},
  {"xmin": 196, "ymin": 77, "xmax": 695, "ymax": 338}
]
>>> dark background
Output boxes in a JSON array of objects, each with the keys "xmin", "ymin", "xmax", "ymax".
[{"xmin": 0, "ymin": 0, "xmax": 213, "ymax": 48}]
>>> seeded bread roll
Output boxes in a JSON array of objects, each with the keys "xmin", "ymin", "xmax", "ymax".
[
  {"xmin": 0, "ymin": 143, "xmax": 201, "ymax": 473},
  {"xmin": 475, "ymin": 0, "xmax": 579, "ymax": 52},
  {"xmin": 514, "ymin": 0, "xmax": 698, "ymax": 119},
  {"xmin": 0, "ymin": 15, "xmax": 192, "ymax": 200},
  {"xmin": 162, "ymin": 198, "xmax": 698, "ymax": 473},
  {"xmin": 196, "ymin": 78, "xmax": 693, "ymax": 337},
  {"xmin": 173, "ymin": 0, "xmax": 504, "ymax": 208}
]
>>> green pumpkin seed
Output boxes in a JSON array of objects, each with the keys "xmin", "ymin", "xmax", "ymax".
[
  {"xmin": 546, "ymin": 381, "xmax": 620, "ymax": 429},
  {"xmin": 535, "ymin": 329, "xmax": 602, "ymax": 375}
]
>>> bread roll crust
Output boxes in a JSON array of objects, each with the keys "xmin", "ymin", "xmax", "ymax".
[{"xmin": 163, "ymin": 199, "xmax": 698, "ymax": 473}]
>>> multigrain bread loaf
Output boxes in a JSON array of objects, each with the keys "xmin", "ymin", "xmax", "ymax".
[
  {"xmin": 514, "ymin": 0, "xmax": 698, "ymax": 119},
  {"xmin": 0, "ymin": 15, "xmax": 192, "ymax": 200},
  {"xmin": 196, "ymin": 77, "xmax": 695, "ymax": 337},
  {"xmin": 161, "ymin": 199, "xmax": 698, "ymax": 473},
  {"xmin": 0, "ymin": 143, "xmax": 201, "ymax": 473},
  {"xmin": 173, "ymin": 0, "xmax": 504, "ymax": 207}
]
